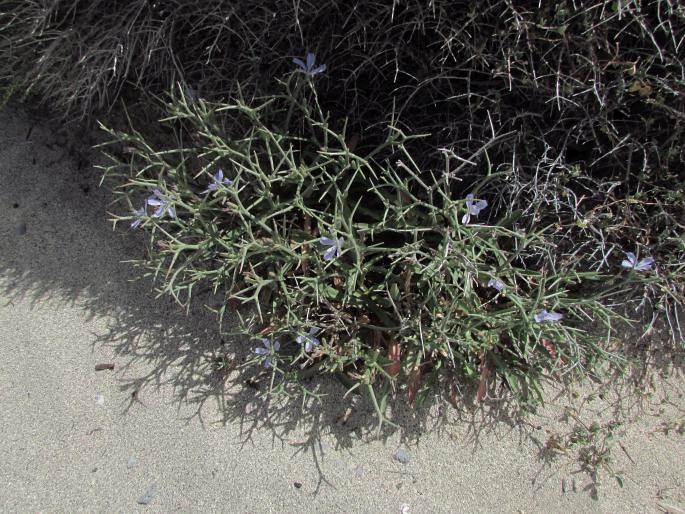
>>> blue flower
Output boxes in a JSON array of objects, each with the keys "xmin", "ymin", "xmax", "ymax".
[
  {"xmin": 130, "ymin": 205, "xmax": 146, "ymax": 229},
  {"xmin": 296, "ymin": 327, "xmax": 321, "ymax": 352},
  {"xmin": 146, "ymin": 189, "xmax": 175, "ymax": 219},
  {"xmin": 621, "ymin": 251, "xmax": 654, "ymax": 272},
  {"xmin": 202, "ymin": 168, "xmax": 233, "ymax": 194},
  {"xmin": 293, "ymin": 52, "xmax": 327, "ymax": 76},
  {"xmin": 254, "ymin": 338, "xmax": 280, "ymax": 368},
  {"xmin": 488, "ymin": 278, "xmax": 505, "ymax": 292},
  {"xmin": 461, "ymin": 193, "xmax": 488, "ymax": 224},
  {"xmin": 319, "ymin": 233, "xmax": 344, "ymax": 261},
  {"xmin": 534, "ymin": 309, "xmax": 564, "ymax": 323}
]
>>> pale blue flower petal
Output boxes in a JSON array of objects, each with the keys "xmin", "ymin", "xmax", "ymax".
[
  {"xmin": 635, "ymin": 257, "xmax": 654, "ymax": 271},
  {"xmin": 534, "ymin": 310, "xmax": 547, "ymax": 323},
  {"xmin": 130, "ymin": 206, "xmax": 146, "ymax": 229},
  {"xmin": 621, "ymin": 252, "xmax": 637, "ymax": 269},
  {"xmin": 534, "ymin": 309, "xmax": 563, "ymax": 323},
  {"xmin": 146, "ymin": 189, "xmax": 175, "ymax": 219},
  {"xmin": 462, "ymin": 193, "xmax": 487, "ymax": 224},
  {"xmin": 323, "ymin": 245, "xmax": 336, "ymax": 261},
  {"xmin": 294, "ymin": 53, "xmax": 326, "ymax": 75},
  {"xmin": 622, "ymin": 251, "xmax": 654, "ymax": 271},
  {"xmin": 488, "ymin": 278, "xmax": 505, "ymax": 292}
]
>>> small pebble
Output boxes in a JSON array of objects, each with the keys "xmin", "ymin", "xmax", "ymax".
[
  {"xmin": 293, "ymin": 481, "xmax": 302, "ymax": 489},
  {"xmin": 12, "ymin": 202, "xmax": 19, "ymax": 208},
  {"xmin": 400, "ymin": 504, "xmax": 411, "ymax": 514},
  {"xmin": 137, "ymin": 483, "xmax": 157, "ymax": 505},
  {"xmin": 16, "ymin": 223, "xmax": 27, "ymax": 235},
  {"xmin": 95, "ymin": 394, "xmax": 105, "ymax": 406},
  {"xmin": 393, "ymin": 448, "xmax": 410, "ymax": 464},
  {"xmin": 127, "ymin": 455, "xmax": 139, "ymax": 469}
]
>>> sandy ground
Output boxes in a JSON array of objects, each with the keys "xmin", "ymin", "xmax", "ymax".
[{"xmin": 1, "ymin": 104, "xmax": 684, "ymax": 513}]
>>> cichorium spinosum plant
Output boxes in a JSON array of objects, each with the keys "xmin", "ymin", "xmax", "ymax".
[{"xmin": 99, "ymin": 73, "xmax": 664, "ymax": 422}]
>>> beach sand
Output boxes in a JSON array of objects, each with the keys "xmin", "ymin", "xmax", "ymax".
[{"xmin": 1, "ymin": 105, "xmax": 683, "ymax": 513}]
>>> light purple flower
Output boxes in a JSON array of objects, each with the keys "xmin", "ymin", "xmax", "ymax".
[
  {"xmin": 296, "ymin": 327, "xmax": 321, "ymax": 352},
  {"xmin": 488, "ymin": 278, "xmax": 505, "ymax": 292},
  {"xmin": 202, "ymin": 168, "xmax": 233, "ymax": 194},
  {"xmin": 534, "ymin": 309, "xmax": 564, "ymax": 323},
  {"xmin": 130, "ymin": 205, "xmax": 146, "ymax": 229},
  {"xmin": 146, "ymin": 189, "xmax": 175, "ymax": 219},
  {"xmin": 254, "ymin": 338, "xmax": 280, "ymax": 368},
  {"xmin": 461, "ymin": 193, "xmax": 488, "ymax": 224},
  {"xmin": 621, "ymin": 252, "xmax": 654, "ymax": 272},
  {"xmin": 293, "ymin": 52, "xmax": 327, "ymax": 76},
  {"xmin": 320, "ymin": 233, "xmax": 344, "ymax": 261}
]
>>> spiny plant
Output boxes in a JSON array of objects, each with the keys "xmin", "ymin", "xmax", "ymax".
[{"xmin": 97, "ymin": 74, "xmax": 669, "ymax": 424}]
